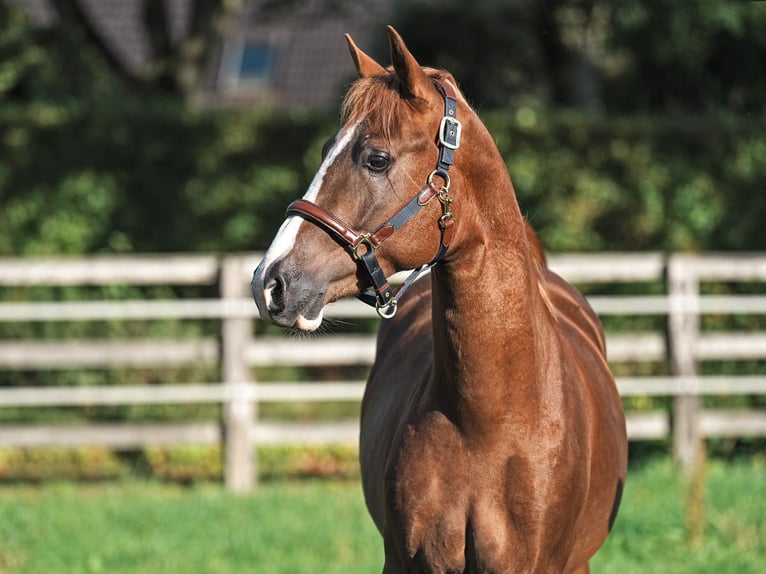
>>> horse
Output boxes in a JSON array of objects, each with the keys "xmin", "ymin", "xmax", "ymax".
[{"xmin": 251, "ymin": 26, "xmax": 627, "ymax": 573}]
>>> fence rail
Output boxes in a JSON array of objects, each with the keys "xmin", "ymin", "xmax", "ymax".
[{"xmin": 1, "ymin": 252, "xmax": 765, "ymax": 491}]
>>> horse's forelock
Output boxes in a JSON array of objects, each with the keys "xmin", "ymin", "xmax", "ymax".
[
  {"xmin": 341, "ymin": 68, "xmax": 454, "ymax": 143},
  {"xmin": 341, "ymin": 74, "xmax": 402, "ymax": 142}
]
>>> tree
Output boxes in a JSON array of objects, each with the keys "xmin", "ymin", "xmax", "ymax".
[
  {"xmin": 605, "ymin": 0, "xmax": 766, "ymax": 114},
  {"xmin": 392, "ymin": 0, "xmax": 766, "ymax": 115},
  {"xmin": 4, "ymin": 0, "xmax": 239, "ymax": 100}
]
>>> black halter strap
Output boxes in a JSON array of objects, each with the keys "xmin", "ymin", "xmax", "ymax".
[
  {"xmin": 285, "ymin": 79, "xmax": 461, "ymax": 318},
  {"xmin": 435, "ymin": 82, "xmax": 461, "ymax": 174}
]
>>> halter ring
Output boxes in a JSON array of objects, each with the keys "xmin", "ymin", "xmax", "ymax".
[
  {"xmin": 350, "ymin": 233, "xmax": 377, "ymax": 261},
  {"xmin": 427, "ymin": 169, "xmax": 450, "ymax": 191},
  {"xmin": 376, "ymin": 298, "xmax": 398, "ymax": 319}
]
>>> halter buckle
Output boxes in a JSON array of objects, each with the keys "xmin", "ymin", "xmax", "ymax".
[
  {"xmin": 350, "ymin": 233, "xmax": 377, "ymax": 260},
  {"xmin": 439, "ymin": 116, "xmax": 462, "ymax": 150}
]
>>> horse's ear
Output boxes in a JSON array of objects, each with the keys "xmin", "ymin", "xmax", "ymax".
[
  {"xmin": 387, "ymin": 25, "xmax": 433, "ymax": 102},
  {"xmin": 346, "ymin": 34, "xmax": 385, "ymax": 78}
]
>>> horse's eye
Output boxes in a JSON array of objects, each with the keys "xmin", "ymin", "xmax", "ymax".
[{"xmin": 365, "ymin": 152, "xmax": 392, "ymax": 173}]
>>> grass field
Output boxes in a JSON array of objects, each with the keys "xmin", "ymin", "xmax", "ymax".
[{"xmin": 0, "ymin": 456, "xmax": 764, "ymax": 573}]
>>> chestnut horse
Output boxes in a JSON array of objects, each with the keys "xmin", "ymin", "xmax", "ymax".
[{"xmin": 251, "ymin": 27, "xmax": 627, "ymax": 573}]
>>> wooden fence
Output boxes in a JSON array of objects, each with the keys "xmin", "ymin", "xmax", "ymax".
[{"xmin": 1, "ymin": 252, "xmax": 765, "ymax": 491}]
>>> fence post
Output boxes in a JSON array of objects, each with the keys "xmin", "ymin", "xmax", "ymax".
[
  {"xmin": 221, "ymin": 255, "xmax": 255, "ymax": 492},
  {"xmin": 667, "ymin": 254, "xmax": 702, "ymax": 471}
]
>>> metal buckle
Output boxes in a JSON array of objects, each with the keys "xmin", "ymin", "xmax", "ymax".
[
  {"xmin": 439, "ymin": 116, "xmax": 462, "ymax": 150},
  {"xmin": 350, "ymin": 233, "xmax": 376, "ymax": 260}
]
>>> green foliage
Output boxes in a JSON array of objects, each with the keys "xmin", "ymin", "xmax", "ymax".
[
  {"xmin": 0, "ymin": 3, "xmax": 119, "ymax": 104},
  {"xmin": 0, "ymin": 98, "xmax": 335, "ymax": 255},
  {"xmin": 485, "ymin": 111, "xmax": 766, "ymax": 251},
  {"xmin": 0, "ymin": 447, "xmax": 127, "ymax": 481},
  {"xmin": 395, "ymin": 0, "xmax": 766, "ymax": 114},
  {"xmin": 144, "ymin": 445, "xmax": 223, "ymax": 483},
  {"xmin": 259, "ymin": 445, "xmax": 360, "ymax": 480},
  {"xmin": 0, "ymin": 6, "xmax": 45, "ymax": 98},
  {"xmin": 607, "ymin": 0, "xmax": 766, "ymax": 114},
  {"xmin": 2, "ymin": 99, "xmax": 764, "ymax": 255},
  {"xmin": 0, "ymin": 2, "xmax": 336, "ymax": 255},
  {"xmin": 2, "ymin": 0, "xmax": 764, "ymax": 256},
  {"xmin": 0, "ymin": 445, "xmax": 361, "ymax": 483}
]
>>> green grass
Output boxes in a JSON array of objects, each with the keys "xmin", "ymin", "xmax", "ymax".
[
  {"xmin": 593, "ymin": 456, "xmax": 766, "ymax": 573},
  {"xmin": 0, "ymin": 457, "xmax": 764, "ymax": 573},
  {"xmin": 0, "ymin": 480, "xmax": 382, "ymax": 573}
]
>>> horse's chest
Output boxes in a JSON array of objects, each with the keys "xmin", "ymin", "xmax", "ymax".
[{"xmin": 388, "ymin": 414, "xmax": 525, "ymax": 571}]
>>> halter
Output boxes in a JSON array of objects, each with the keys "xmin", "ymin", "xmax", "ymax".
[{"xmin": 285, "ymin": 80, "xmax": 461, "ymax": 319}]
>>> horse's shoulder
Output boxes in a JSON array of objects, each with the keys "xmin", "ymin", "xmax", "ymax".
[{"xmin": 539, "ymin": 268, "xmax": 607, "ymax": 357}]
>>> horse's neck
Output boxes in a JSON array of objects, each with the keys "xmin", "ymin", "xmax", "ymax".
[{"xmin": 429, "ymin": 121, "xmax": 556, "ymax": 437}]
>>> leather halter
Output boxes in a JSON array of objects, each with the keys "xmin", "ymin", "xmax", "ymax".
[{"xmin": 286, "ymin": 80, "xmax": 461, "ymax": 319}]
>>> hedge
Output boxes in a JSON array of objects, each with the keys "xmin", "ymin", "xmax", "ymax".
[
  {"xmin": 0, "ymin": 445, "xmax": 361, "ymax": 483},
  {"xmin": 1, "ymin": 100, "xmax": 763, "ymax": 257}
]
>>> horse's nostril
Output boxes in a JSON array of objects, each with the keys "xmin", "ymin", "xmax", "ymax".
[{"xmin": 267, "ymin": 276, "xmax": 285, "ymax": 313}]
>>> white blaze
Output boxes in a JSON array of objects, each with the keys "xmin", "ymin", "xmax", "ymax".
[{"xmin": 252, "ymin": 121, "xmax": 359, "ymax": 324}]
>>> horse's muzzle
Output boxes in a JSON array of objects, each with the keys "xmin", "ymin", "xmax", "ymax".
[{"xmin": 251, "ymin": 258, "xmax": 325, "ymax": 331}]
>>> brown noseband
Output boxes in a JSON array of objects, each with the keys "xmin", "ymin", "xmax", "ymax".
[{"xmin": 285, "ymin": 80, "xmax": 461, "ymax": 319}]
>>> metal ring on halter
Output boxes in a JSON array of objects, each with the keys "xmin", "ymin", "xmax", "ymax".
[
  {"xmin": 350, "ymin": 232, "xmax": 376, "ymax": 261},
  {"xmin": 427, "ymin": 169, "xmax": 450, "ymax": 191},
  {"xmin": 376, "ymin": 298, "xmax": 398, "ymax": 319}
]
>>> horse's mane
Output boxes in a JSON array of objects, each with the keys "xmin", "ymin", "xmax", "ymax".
[
  {"xmin": 341, "ymin": 68, "xmax": 458, "ymax": 143},
  {"xmin": 524, "ymin": 221, "xmax": 548, "ymax": 268}
]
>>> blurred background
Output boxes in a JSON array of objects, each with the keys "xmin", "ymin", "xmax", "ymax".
[
  {"xmin": 0, "ymin": 1, "xmax": 765, "ymax": 572},
  {"xmin": 2, "ymin": 0, "xmax": 765, "ymax": 255}
]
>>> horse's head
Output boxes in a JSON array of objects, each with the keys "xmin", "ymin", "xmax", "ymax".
[{"xmin": 252, "ymin": 26, "xmax": 464, "ymax": 331}]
